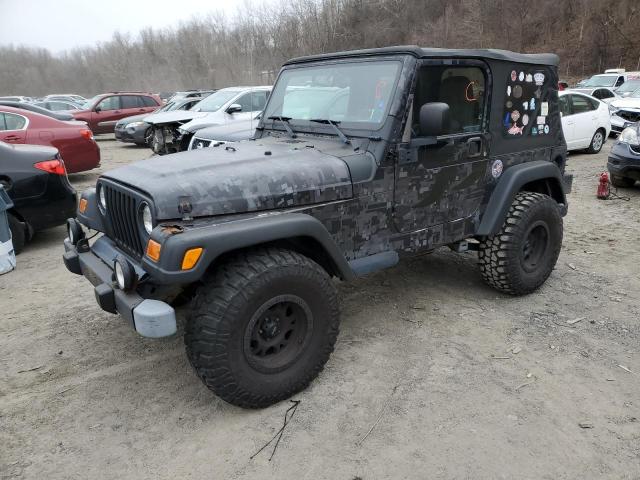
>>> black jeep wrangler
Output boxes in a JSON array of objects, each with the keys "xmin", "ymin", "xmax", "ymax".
[{"xmin": 64, "ymin": 46, "xmax": 572, "ymax": 408}]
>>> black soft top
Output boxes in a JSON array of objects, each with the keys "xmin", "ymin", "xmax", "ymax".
[{"xmin": 285, "ymin": 46, "xmax": 559, "ymax": 67}]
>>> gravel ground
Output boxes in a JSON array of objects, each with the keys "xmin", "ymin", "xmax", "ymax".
[{"xmin": 1, "ymin": 135, "xmax": 639, "ymax": 479}]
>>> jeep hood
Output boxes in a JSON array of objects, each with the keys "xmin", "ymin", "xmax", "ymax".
[
  {"xmin": 143, "ymin": 110, "xmax": 208, "ymax": 125},
  {"xmin": 102, "ymin": 140, "xmax": 353, "ymax": 220}
]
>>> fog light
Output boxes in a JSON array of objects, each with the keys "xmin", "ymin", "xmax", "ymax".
[
  {"xmin": 113, "ymin": 255, "xmax": 135, "ymax": 290},
  {"xmin": 67, "ymin": 218, "xmax": 84, "ymax": 246}
]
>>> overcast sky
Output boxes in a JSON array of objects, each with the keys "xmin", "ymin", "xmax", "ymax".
[{"xmin": 0, "ymin": 0, "xmax": 246, "ymax": 53}]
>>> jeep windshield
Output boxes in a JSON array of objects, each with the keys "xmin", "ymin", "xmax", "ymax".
[
  {"xmin": 264, "ymin": 60, "xmax": 401, "ymax": 131},
  {"xmin": 192, "ymin": 90, "xmax": 239, "ymax": 112}
]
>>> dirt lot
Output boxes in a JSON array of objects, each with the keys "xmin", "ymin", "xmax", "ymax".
[{"xmin": 1, "ymin": 136, "xmax": 639, "ymax": 480}]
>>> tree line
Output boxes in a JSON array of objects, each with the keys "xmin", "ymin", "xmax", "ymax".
[{"xmin": 1, "ymin": 0, "xmax": 639, "ymax": 96}]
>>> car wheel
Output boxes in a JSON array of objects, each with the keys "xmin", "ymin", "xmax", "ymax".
[
  {"xmin": 143, "ymin": 127, "xmax": 153, "ymax": 147},
  {"xmin": 7, "ymin": 214, "xmax": 26, "ymax": 255},
  {"xmin": 478, "ymin": 192, "xmax": 563, "ymax": 296},
  {"xmin": 185, "ymin": 247, "xmax": 340, "ymax": 408},
  {"xmin": 610, "ymin": 174, "xmax": 636, "ymax": 188},
  {"xmin": 587, "ymin": 128, "xmax": 605, "ymax": 154}
]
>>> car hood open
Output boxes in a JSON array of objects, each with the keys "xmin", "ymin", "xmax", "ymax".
[{"xmin": 102, "ymin": 139, "xmax": 353, "ymax": 220}]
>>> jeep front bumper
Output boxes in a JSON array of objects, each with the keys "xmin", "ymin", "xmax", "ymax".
[{"xmin": 63, "ymin": 236, "xmax": 177, "ymax": 338}]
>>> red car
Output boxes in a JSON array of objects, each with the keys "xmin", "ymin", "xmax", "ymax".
[
  {"xmin": 0, "ymin": 105, "xmax": 100, "ymax": 173},
  {"xmin": 72, "ymin": 92, "xmax": 162, "ymax": 133}
]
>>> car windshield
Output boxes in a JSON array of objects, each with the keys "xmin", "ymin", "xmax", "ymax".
[
  {"xmin": 192, "ymin": 90, "xmax": 239, "ymax": 112},
  {"xmin": 263, "ymin": 60, "xmax": 401, "ymax": 130},
  {"xmin": 583, "ymin": 75, "xmax": 618, "ymax": 87},
  {"xmin": 81, "ymin": 95, "xmax": 101, "ymax": 109},
  {"xmin": 157, "ymin": 101, "xmax": 177, "ymax": 113},
  {"xmin": 617, "ymin": 79, "xmax": 640, "ymax": 93}
]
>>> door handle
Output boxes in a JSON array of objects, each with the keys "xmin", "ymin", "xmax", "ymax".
[
  {"xmin": 466, "ymin": 137, "xmax": 483, "ymax": 158},
  {"xmin": 114, "ymin": 110, "xmax": 121, "ymax": 114},
  {"xmin": 4, "ymin": 135, "xmax": 20, "ymax": 141},
  {"xmin": 138, "ymin": 109, "xmax": 146, "ymax": 112}
]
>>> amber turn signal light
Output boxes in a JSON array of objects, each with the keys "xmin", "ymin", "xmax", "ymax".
[
  {"xmin": 78, "ymin": 198, "xmax": 88, "ymax": 213},
  {"xmin": 146, "ymin": 239, "xmax": 161, "ymax": 262},
  {"xmin": 181, "ymin": 247, "xmax": 203, "ymax": 270}
]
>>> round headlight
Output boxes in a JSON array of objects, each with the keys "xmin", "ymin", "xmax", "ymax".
[
  {"xmin": 141, "ymin": 203, "xmax": 153, "ymax": 234},
  {"xmin": 98, "ymin": 186, "xmax": 107, "ymax": 211}
]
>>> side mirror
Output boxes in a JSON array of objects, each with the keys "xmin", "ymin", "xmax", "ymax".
[
  {"xmin": 419, "ymin": 102, "xmax": 450, "ymax": 137},
  {"xmin": 226, "ymin": 103, "xmax": 242, "ymax": 114},
  {"xmin": 94, "ymin": 106, "xmax": 102, "ymax": 113}
]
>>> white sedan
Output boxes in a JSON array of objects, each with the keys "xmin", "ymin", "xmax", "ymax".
[{"xmin": 559, "ymin": 91, "xmax": 611, "ymax": 153}]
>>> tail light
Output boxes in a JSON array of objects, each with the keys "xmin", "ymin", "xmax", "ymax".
[
  {"xmin": 34, "ymin": 157, "xmax": 67, "ymax": 175},
  {"xmin": 80, "ymin": 128, "xmax": 94, "ymax": 140}
]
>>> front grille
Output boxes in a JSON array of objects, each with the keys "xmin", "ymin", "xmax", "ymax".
[
  {"xmin": 102, "ymin": 183, "xmax": 145, "ymax": 258},
  {"xmin": 618, "ymin": 110, "xmax": 640, "ymax": 123}
]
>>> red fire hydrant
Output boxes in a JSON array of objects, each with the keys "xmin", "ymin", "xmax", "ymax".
[{"xmin": 597, "ymin": 172, "xmax": 610, "ymax": 199}]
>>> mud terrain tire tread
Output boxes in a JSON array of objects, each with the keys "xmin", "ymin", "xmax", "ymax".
[
  {"xmin": 185, "ymin": 247, "xmax": 340, "ymax": 408},
  {"xmin": 478, "ymin": 192, "xmax": 562, "ymax": 296}
]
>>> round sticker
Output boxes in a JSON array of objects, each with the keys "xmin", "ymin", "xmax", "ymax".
[
  {"xmin": 522, "ymin": 114, "xmax": 529, "ymax": 126},
  {"xmin": 511, "ymin": 70, "xmax": 517, "ymax": 82},
  {"xmin": 544, "ymin": 125, "xmax": 550, "ymax": 134},
  {"xmin": 513, "ymin": 85, "xmax": 523, "ymax": 99},
  {"xmin": 519, "ymin": 71, "xmax": 524, "ymax": 81},
  {"xmin": 511, "ymin": 110, "xmax": 521, "ymax": 122},
  {"xmin": 506, "ymin": 100, "xmax": 513, "ymax": 108}
]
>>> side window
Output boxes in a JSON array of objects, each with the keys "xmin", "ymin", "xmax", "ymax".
[
  {"xmin": 235, "ymin": 93, "xmax": 253, "ymax": 112},
  {"xmin": 120, "ymin": 96, "xmax": 139, "ymax": 109},
  {"xmin": 97, "ymin": 96, "xmax": 120, "ymax": 111},
  {"xmin": 1, "ymin": 112, "xmax": 27, "ymax": 130},
  {"xmin": 251, "ymin": 91, "xmax": 268, "ymax": 111},
  {"xmin": 413, "ymin": 65, "xmax": 486, "ymax": 135},
  {"xmin": 141, "ymin": 96, "xmax": 157, "ymax": 107},
  {"xmin": 571, "ymin": 95, "xmax": 596, "ymax": 114},
  {"xmin": 559, "ymin": 95, "xmax": 572, "ymax": 116},
  {"xmin": 596, "ymin": 89, "xmax": 614, "ymax": 99},
  {"xmin": 616, "ymin": 77, "xmax": 625, "ymax": 87}
]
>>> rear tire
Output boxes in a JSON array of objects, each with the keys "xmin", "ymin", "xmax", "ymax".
[
  {"xmin": 586, "ymin": 128, "xmax": 605, "ymax": 154},
  {"xmin": 185, "ymin": 247, "xmax": 340, "ymax": 408},
  {"xmin": 7, "ymin": 214, "xmax": 25, "ymax": 255},
  {"xmin": 478, "ymin": 192, "xmax": 563, "ymax": 295},
  {"xmin": 610, "ymin": 174, "xmax": 635, "ymax": 188}
]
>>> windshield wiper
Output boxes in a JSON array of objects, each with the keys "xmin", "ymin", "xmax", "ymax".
[
  {"xmin": 267, "ymin": 116, "xmax": 296, "ymax": 138},
  {"xmin": 309, "ymin": 119, "xmax": 350, "ymax": 144}
]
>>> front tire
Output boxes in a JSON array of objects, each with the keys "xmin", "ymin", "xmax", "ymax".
[
  {"xmin": 185, "ymin": 248, "xmax": 340, "ymax": 408},
  {"xmin": 478, "ymin": 192, "xmax": 563, "ymax": 295},
  {"xmin": 587, "ymin": 128, "xmax": 605, "ymax": 154}
]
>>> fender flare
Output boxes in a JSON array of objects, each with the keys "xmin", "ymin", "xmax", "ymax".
[
  {"xmin": 476, "ymin": 161, "xmax": 567, "ymax": 236},
  {"xmin": 142, "ymin": 212, "xmax": 355, "ymax": 284}
]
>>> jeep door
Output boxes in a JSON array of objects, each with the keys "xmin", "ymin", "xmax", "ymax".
[{"xmin": 394, "ymin": 62, "xmax": 490, "ymax": 232}]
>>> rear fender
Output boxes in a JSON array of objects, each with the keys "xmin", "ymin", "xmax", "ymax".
[{"xmin": 476, "ymin": 161, "xmax": 567, "ymax": 236}]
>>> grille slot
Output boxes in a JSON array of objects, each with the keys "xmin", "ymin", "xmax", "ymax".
[{"xmin": 103, "ymin": 183, "xmax": 144, "ymax": 258}]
